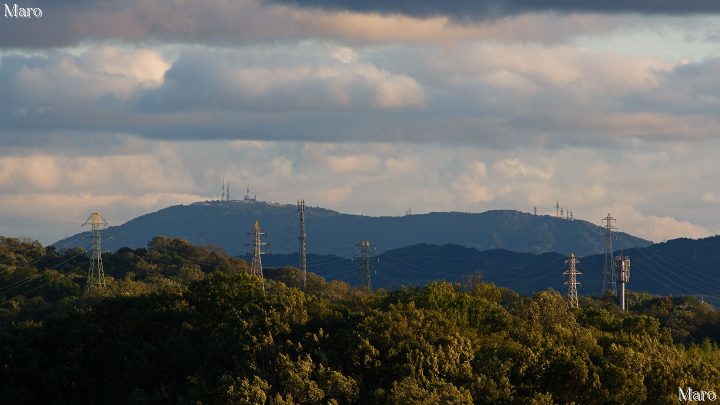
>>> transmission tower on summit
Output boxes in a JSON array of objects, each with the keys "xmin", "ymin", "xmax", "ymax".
[
  {"xmin": 244, "ymin": 185, "xmax": 257, "ymax": 202},
  {"xmin": 82, "ymin": 212, "xmax": 108, "ymax": 292},
  {"xmin": 220, "ymin": 177, "xmax": 232, "ymax": 202},
  {"xmin": 601, "ymin": 213, "xmax": 617, "ymax": 296},
  {"xmin": 247, "ymin": 219, "xmax": 268, "ymax": 281},
  {"xmin": 355, "ymin": 240, "xmax": 374, "ymax": 291},
  {"xmin": 298, "ymin": 200, "xmax": 307, "ymax": 290},
  {"xmin": 564, "ymin": 253, "xmax": 581, "ymax": 309}
]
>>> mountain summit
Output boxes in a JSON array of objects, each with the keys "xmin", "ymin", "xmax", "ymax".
[{"xmin": 55, "ymin": 200, "xmax": 651, "ymax": 257}]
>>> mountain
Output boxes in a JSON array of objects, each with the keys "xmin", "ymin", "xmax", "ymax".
[
  {"xmin": 264, "ymin": 236, "xmax": 720, "ymax": 303},
  {"xmin": 263, "ymin": 245, "xmax": 564, "ymax": 294},
  {"xmin": 54, "ymin": 200, "xmax": 651, "ymax": 257}
]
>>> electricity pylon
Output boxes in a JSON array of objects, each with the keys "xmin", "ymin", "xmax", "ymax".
[
  {"xmin": 355, "ymin": 240, "xmax": 373, "ymax": 291},
  {"xmin": 82, "ymin": 212, "xmax": 108, "ymax": 292},
  {"xmin": 602, "ymin": 213, "xmax": 617, "ymax": 296},
  {"xmin": 297, "ymin": 200, "xmax": 307, "ymax": 290},
  {"xmin": 248, "ymin": 219, "xmax": 268, "ymax": 280},
  {"xmin": 564, "ymin": 253, "xmax": 581, "ymax": 308}
]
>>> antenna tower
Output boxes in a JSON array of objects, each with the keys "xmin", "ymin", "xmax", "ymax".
[
  {"xmin": 221, "ymin": 177, "xmax": 226, "ymax": 201},
  {"xmin": 355, "ymin": 240, "xmax": 373, "ymax": 291},
  {"xmin": 244, "ymin": 185, "xmax": 257, "ymax": 202},
  {"xmin": 615, "ymin": 255, "xmax": 631, "ymax": 311},
  {"xmin": 226, "ymin": 183, "xmax": 231, "ymax": 201},
  {"xmin": 82, "ymin": 212, "xmax": 108, "ymax": 292},
  {"xmin": 602, "ymin": 213, "xmax": 617, "ymax": 296},
  {"xmin": 298, "ymin": 200, "xmax": 307, "ymax": 289},
  {"xmin": 556, "ymin": 201, "xmax": 560, "ymax": 217},
  {"xmin": 247, "ymin": 219, "xmax": 268, "ymax": 281},
  {"xmin": 564, "ymin": 253, "xmax": 581, "ymax": 308}
]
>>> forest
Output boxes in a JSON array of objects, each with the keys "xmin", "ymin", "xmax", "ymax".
[{"xmin": 1, "ymin": 235, "xmax": 719, "ymax": 404}]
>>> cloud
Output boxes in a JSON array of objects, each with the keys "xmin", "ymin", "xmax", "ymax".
[
  {"xmin": 602, "ymin": 205, "xmax": 712, "ymax": 243},
  {"xmin": 4, "ymin": 42, "xmax": 720, "ymax": 149},
  {"xmin": 0, "ymin": 139, "xmax": 716, "ymax": 244},
  {"xmin": 138, "ymin": 46, "xmax": 425, "ymax": 112},
  {"xmin": 493, "ymin": 158, "xmax": 554, "ymax": 179},
  {"xmin": 267, "ymin": 0, "xmax": 720, "ymax": 20},
  {"xmin": 0, "ymin": 0, "xmax": 654, "ymax": 48}
]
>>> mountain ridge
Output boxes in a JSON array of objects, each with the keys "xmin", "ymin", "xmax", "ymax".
[
  {"xmin": 264, "ymin": 236, "xmax": 720, "ymax": 303},
  {"xmin": 55, "ymin": 200, "xmax": 652, "ymax": 257}
]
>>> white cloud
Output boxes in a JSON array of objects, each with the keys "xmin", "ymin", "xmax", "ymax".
[
  {"xmin": 10, "ymin": 45, "xmax": 169, "ymax": 108},
  {"xmin": 601, "ymin": 205, "xmax": 711, "ymax": 243},
  {"xmin": 0, "ymin": 140, "xmax": 716, "ymax": 245},
  {"xmin": 493, "ymin": 158, "xmax": 554, "ymax": 180}
]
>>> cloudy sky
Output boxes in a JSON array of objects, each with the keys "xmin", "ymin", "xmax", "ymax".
[{"xmin": 1, "ymin": 0, "xmax": 720, "ymax": 244}]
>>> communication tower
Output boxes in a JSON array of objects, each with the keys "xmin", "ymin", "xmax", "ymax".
[
  {"xmin": 244, "ymin": 185, "xmax": 257, "ymax": 202},
  {"xmin": 615, "ymin": 255, "xmax": 630, "ymax": 311}
]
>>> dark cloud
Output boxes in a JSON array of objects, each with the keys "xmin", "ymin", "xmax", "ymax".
[
  {"xmin": 265, "ymin": 0, "xmax": 720, "ymax": 19},
  {"xmin": 0, "ymin": 0, "xmax": 294, "ymax": 48}
]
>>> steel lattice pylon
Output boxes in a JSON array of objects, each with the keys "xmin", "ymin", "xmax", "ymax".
[
  {"xmin": 82, "ymin": 212, "xmax": 108, "ymax": 293},
  {"xmin": 564, "ymin": 253, "xmax": 582, "ymax": 309},
  {"xmin": 248, "ymin": 219, "xmax": 268, "ymax": 281},
  {"xmin": 298, "ymin": 200, "xmax": 307, "ymax": 290},
  {"xmin": 355, "ymin": 240, "xmax": 373, "ymax": 291},
  {"xmin": 602, "ymin": 213, "xmax": 617, "ymax": 296}
]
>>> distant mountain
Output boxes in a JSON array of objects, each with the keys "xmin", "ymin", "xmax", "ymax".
[
  {"xmin": 263, "ymin": 245, "xmax": 564, "ymax": 294},
  {"xmin": 55, "ymin": 200, "xmax": 651, "ymax": 257},
  {"xmin": 265, "ymin": 237, "xmax": 720, "ymax": 302}
]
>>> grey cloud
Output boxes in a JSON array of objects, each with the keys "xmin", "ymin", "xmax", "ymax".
[
  {"xmin": 2, "ymin": 44, "xmax": 720, "ymax": 150},
  {"xmin": 620, "ymin": 58, "xmax": 720, "ymax": 117},
  {"xmin": 137, "ymin": 47, "xmax": 425, "ymax": 113},
  {"xmin": 0, "ymin": 0, "xmax": 297, "ymax": 48},
  {"xmin": 0, "ymin": 0, "xmax": 657, "ymax": 48},
  {"xmin": 265, "ymin": 0, "xmax": 720, "ymax": 19}
]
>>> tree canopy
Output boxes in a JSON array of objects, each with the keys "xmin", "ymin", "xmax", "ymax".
[{"xmin": 0, "ymin": 236, "xmax": 718, "ymax": 403}]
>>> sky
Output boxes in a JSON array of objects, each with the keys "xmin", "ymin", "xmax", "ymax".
[{"xmin": 1, "ymin": 1, "xmax": 720, "ymax": 244}]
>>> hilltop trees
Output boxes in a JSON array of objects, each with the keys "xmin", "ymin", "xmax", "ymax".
[{"xmin": 0, "ymin": 236, "xmax": 719, "ymax": 403}]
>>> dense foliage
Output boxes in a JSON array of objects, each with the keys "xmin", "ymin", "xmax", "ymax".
[{"xmin": 1, "ymin": 236, "xmax": 719, "ymax": 404}]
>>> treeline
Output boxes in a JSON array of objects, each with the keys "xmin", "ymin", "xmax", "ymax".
[{"xmin": 0, "ymin": 236, "xmax": 719, "ymax": 404}]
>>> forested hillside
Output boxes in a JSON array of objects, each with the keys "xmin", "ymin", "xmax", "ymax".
[
  {"xmin": 265, "ymin": 238, "xmax": 720, "ymax": 304},
  {"xmin": 1, "ymin": 236, "xmax": 719, "ymax": 403},
  {"xmin": 54, "ymin": 203, "xmax": 651, "ymax": 257}
]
